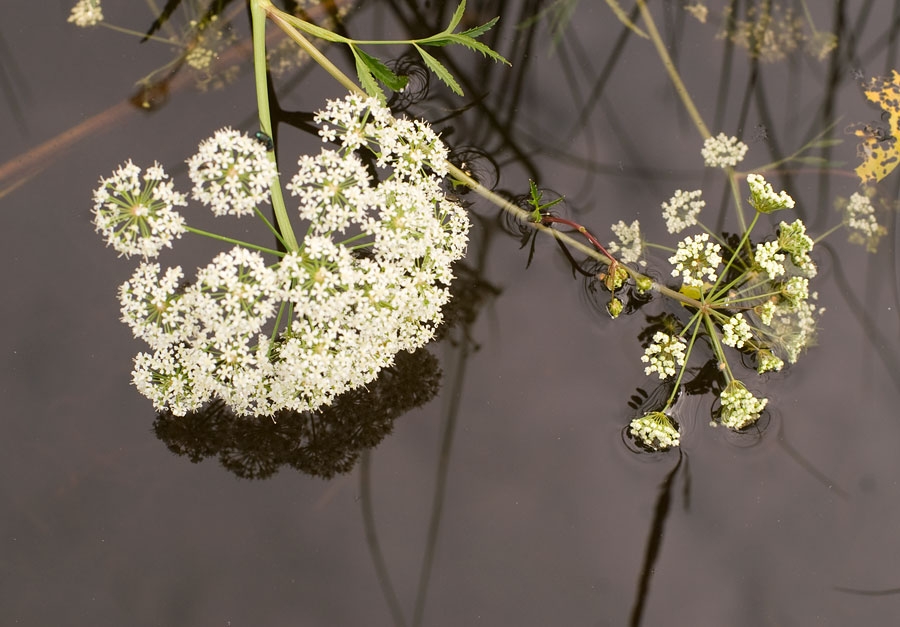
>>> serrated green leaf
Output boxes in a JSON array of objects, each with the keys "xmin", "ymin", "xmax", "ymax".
[
  {"xmin": 440, "ymin": 34, "xmax": 510, "ymax": 64},
  {"xmin": 446, "ymin": 0, "xmax": 467, "ymax": 34},
  {"xmin": 458, "ymin": 16, "xmax": 499, "ymax": 40},
  {"xmin": 355, "ymin": 47, "xmax": 409, "ymax": 92},
  {"xmin": 352, "ymin": 48, "xmax": 385, "ymax": 100},
  {"xmin": 605, "ymin": 0, "xmax": 649, "ymax": 39},
  {"xmin": 414, "ymin": 44, "xmax": 464, "ymax": 95}
]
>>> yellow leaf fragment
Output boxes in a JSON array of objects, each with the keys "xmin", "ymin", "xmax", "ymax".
[{"xmin": 851, "ymin": 69, "xmax": 900, "ymax": 184}]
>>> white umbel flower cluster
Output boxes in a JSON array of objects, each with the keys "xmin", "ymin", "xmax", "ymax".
[
  {"xmin": 722, "ymin": 312, "xmax": 753, "ymax": 348},
  {"xmin": 607, "ymin": 219, "xmax": 644, "ymax": 265},
  {"xmin": 747, "ymin": 173, "xmax": 795, "ymax": 213},
  {"xmin": 630, "ymin": 412, "xmax": 680, "ymax": 450},
  {"xmin": 777, "ymin": 219, "xmax": 816, "ymax": 278},
  {"xmin": 842, "ymin": 192, "xmax": 887, "ymax": 253},
  {"xmin": 669, "ymin": 232, "xmax": 722, "ymax": 287},
  {"xmin": 188, "ymin": 127, "xmax": 279, "ymax": 217},
  {"xmin": 719, "ymin": 380, "xmax": 767, "ymax": 430},
  {"xmin": 661, "ymin": 189, "xmax": 705, "ymax": 233},
  {"xmin": 122, "ymin": 94, "xmax": 469, "ymax": 417},
  {"xmin": 68, "ymin": 0, "xmax": 103, "ymax": 27},
  {"xmin": 92, "ymin": 161, "xmax": 187, "ymax": 258},
  {"xmin": 753, "ymin": 240, "xmax": 786, "ymax": 279},
  {"xmin": 701, "ymin": 133, "xmax": 748, "ymax": 168},
  {"xmin": 641, "ymin": 332, "xmax": 687, "ymax": 380}
]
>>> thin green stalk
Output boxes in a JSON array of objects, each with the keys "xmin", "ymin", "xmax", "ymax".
[
  {"xmin": 635, "ymin": 0, "xmax": 711, "ymax": 140},
  {"xmin": 814, "ymin": 222, "xmax": 844, "ymax": 243},
  {"xmin": 253, "ymin": 205, "xmax": 289, "ymax": 250},
  {"xmin": 184, "ymin": 225, "xmax": 284, "ymax": 256},
  {"xmin": 702, "ymin": 312, "xmax": 734, "ymax": 381},
  {"xmin": 251, "ymin": 0, "xmax": 300, "ymax": 251},
  {"xmin": 665, "ymin": 314, "xmax": 703, "ymax": 407},
  {"xmin": 262, "ymin": 2, "xmax": 366, "ymax": 95},
  {"xmin": 709, "ymin": 212, "xmax": 760, "ymax": 300}
]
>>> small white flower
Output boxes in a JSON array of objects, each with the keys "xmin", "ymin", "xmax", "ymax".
[
  {"xmin": 669, "ymin": 232, "xmax": 722, "ymax": 287},
  {"xmin": 780, "ymin": 276, "xmax": 809, "ymax": 305},
  {"xmin": 661, "ymin": 189, "xmax": 705, "ymax": 234},
  {"xmin": 722, "ymin": 312, "xmax": 753, "ymax": 348},
  {"xmin": 607, "ymin": 220, "xmax": 644, "ymax": 265},
  {"xmin": 757, "ymin": 350, "xmax": 784, "ymax": 374},
  {"xmin": 641, "ymin": 331, "xmax": 687, "ymax": 380},
  {"xmin": 68, "ymin": 0, "xmax": 103, "ymax": 27},
  {"xmin": 118, "ymin": 263, "xmax": 191, "ymax": 349},
  {"xmin": 753, "ymin": 240, "xmax": 785, "ymax": 279},
  {"xmin": 719, "ymin": 380, "xmax": 767, "ymax": 430},
  {"xmin": 842, "ymin": 192, "xmax": 887, "ymax": 253},
  {"xmin": 747, "ymin": 173, "xmax": 794, "ymax": 213},
  {"xmin": 188, "ymin": 127, "xmax": 278, "ymax": 217},
  {"xmin": 777, "ymin": 219, "xmax": 817, "ymax": 278},
  {"xmin": 702, "ymin": 133, "xmax": 748, "ymax": 168},
  {"xmin": 92, "ymin": 160, "xmax": 187, "ymax": 258},
  {"xmin": 629, "ymin": 412, "xmax": 680, "ymax": 450}
]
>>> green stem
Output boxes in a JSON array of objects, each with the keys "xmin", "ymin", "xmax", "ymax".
[
  {"xmin": 709, "ymin": 212, "xmax": 760, "ymax": 299},
  {"xmin": 702, "ymin": 312, "xmax": 734, "ymax": 381},
  {"xmin": 665, "ymin": 314, "xmax": 702, "ymax": 407},
  {"xmin": 184, "ymin": 225, "xmax": 284, "ymax": 256},
  {"xmin": 814, "ymin": 222, "xmax": 844, "ymax": 243},
  {"xmin": 251, "ymin": 0, "xmax": 300, "ymax": 252},
  {"xmin": 263, "ymin": 2, "xmax": 366, "ymax": 95},
  {"xmin": 636, "ymin": 0, "xmax": 711, "ymax": 140}
]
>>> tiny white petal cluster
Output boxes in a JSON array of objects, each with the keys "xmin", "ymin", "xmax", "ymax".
[
  {"xmin": 781, "ymin": 276, "xmax": 809, "ymax": 304},
  {"xmin": 753, "ymin": 240, "xmax": 785, "ymax": 279},
  {"xmin": 641, "ymin": 332, "xmax": 687, "ymax": 380},
  {"xmin": 126, "ymin": 94, "xmax": 470, "ymax": 417},
  {"xmin": 843, "ymin": 192, "xmax": 887, "ymax": 253},
  {"xmin": 719, "ymin": 381, "xmax": 767, "ymax": 430},
  {"xmin": 777, "ymin": 219, "xmax": 817, "ymax": 277},
  {"xmin": 607, "ymin": 220, "xmax": 644, "ymax": 265},
  {"xmin": 747, "ymin": 173, "xmax": 795, "ymax": 213},
  {"xmin": 68, "ymin": 0, "xmax": 103, "ymax": 27},
  {"xmin": 118, "ymin": 263, "xmax": 190, "ymax": 350},
  {"xmin": 630, "ymin": 412, "xmax": 680, "ymax": 450},
  {"xmin": 92, "ymin": 160, "xmax": 187, "ymax": 258},
  {"xmin": 722, "ymin": 312, "xmax": 753, "ymax": 348},
  {"xmin": 669, "ymin": 232, "xmax": 722, "ymax": 287},
  {"xmin": 756, "ymin": 350, "xmax": 784, "ymax": 374},
  {"xmin": 188, "ymin": 127, "xmax": 278, "ymax": 217},
  {"xmin": 662, "ymin": 189, "xmax": 705, "ymax": 234},
  {"xmin": 702, "ymin": 133, "xmax": 748, "ymax": 168}
]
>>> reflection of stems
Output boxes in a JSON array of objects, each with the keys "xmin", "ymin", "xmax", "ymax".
[
  {"xmin": 360, "ymin": 451, "xmax": 409, "ymax": 627},
  {"xmin": 628, "ymin": 453, "xmax": 683, "ymax": 627},
  {"xmin": 412, "ymin": 331, "xmax": 473, "ymax": 627}
]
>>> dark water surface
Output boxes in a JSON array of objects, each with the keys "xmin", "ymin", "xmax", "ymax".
[{"xmin": 3, "ymin": 1, "xmax": 900, "ymax": 625}]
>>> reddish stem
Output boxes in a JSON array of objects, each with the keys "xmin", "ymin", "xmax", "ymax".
[{"xmin": 540, "ymin": 215, "xmax": 617, "ymax": 263}]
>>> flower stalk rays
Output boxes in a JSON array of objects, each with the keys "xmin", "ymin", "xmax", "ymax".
[{"xmin": 623, "ymin": 161, "xmax": 823, "ymax": 451}]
